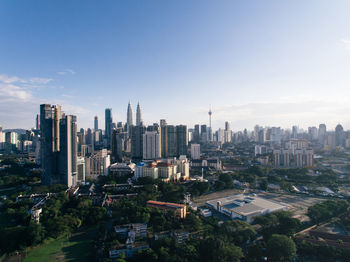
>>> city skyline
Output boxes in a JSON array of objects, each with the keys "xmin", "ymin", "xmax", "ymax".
[{"xmin": 1, "ymin": 1, "xmax": 350, "ymax": 130}]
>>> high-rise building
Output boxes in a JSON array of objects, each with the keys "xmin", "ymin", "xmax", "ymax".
[
  {"xmin": 194, "ymin": 124, "xmax": 200, "ymax": 143},
  {"xmin": 40, "ymin": 104, "xmax": 62, "ymax": 183},
  {"xmin": 40, "ymin": 104, "xmax": 79, "ymax": 187},
  {"xmin": 59, "ymin": 115, "xmax": 78, "ymax": 187},
  {"xmin": 201, "ymin": 125, "xmax": 207, "ymax": 143},
  {"xmin": 36, "ymin": 114, "xmax": 40, "ymax": 130},
  {"xmin": 318, "ymin": 124, "xmax": 327, "ymax": 144},
  {"xmin": 136, "ymin": 102, "xmax": 142, "ymax": 126},
  {"xmin": 160, "ymin": 119, "xmax": 168, "ymax": 158},
  {"xmin": 94, "ymin": 116, "xmax": 98, "ymax": 131},
  {"xmin": 143, "ymin": 131, "xmax": 161, "ymax": 160},
  {"xmin": 105, "ymin": 108, "xmax": 113, "ymax": 148},
  {"xmin": 131, "ymin": 124, "xmax": 146, "ymax": 160},
  {"xmin": 167, "ymin": 125, "xmax": 177, "ymax": 157},
  {"xmin": 127, "ymin": 102, "xmax": 133, "ymax": 126},
  {"xmin": 191, "ymin": 144, "xmax": 200, "ymax": 159},
  {"xmin": 335, "ymin": 124, "xmax": 345, "ymax": 147},
  {"xmin": 111, "ymin": 129, "xmax": 124, "ymax": 163},
  {"xmin": 292, "ymin": 126, "xmax": 298, "ymax": 139},
  {"xmin": 176, "ymin": 125, "xmax": 188, "ymax": 156}
]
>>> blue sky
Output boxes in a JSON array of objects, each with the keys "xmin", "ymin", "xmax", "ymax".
[{"xmin": 1, "ymin": 0, "xmax": 350, "ymax": 131}]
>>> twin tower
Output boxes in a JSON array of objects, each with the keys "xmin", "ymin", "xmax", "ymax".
[{"xmin": 127, "ymin": 102, "xmax": 142, "ymax": 127}]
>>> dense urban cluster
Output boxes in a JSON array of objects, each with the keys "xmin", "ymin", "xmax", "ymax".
[{"xmin": 1, "ymin": 103, "xmax": 350, "ymax": 262}]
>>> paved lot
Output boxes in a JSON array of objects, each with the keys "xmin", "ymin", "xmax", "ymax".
[{"xmin": 256, "ymin": 192, "xmax": 325, "ymax": 221}]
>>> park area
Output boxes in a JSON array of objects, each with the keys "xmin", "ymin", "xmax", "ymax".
[{"xmin": 23, "ymin": 228, "xmax": 95, "ymax": 262}]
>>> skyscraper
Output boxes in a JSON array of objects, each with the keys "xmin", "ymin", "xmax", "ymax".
[
  {"xmin": 335, "ymin": 124, "xmax": 345, "ymax": 147},
  {"xmin": 131, "ymin": 124, "xmax": 146, "ymax": 160},
  {"xmin": 176, "ymin": 125, "xmax": 188, "ymax": 156},
  {"xmin": 167, "ymin": 125, "xmax": 177, "ymax": 157},
  {"xmin": 36, "ymin": 114, "xmax": 40, "ymax": 130},
  {"xmin": 94, "ymin": 116, "xmax": 98, "ymax": 131},
  {"xmin": 105, "ymin": 108, "xmax": 113, "ymax": 148},
  {"xmin": 127, "ymin": 102, "xmax": 133, "ymax": 126},
  {"xmin": 40, "ymin": 104, "xmax": 78, "ymax": 187},
  {"xmin": 318, "ymin": 124, "xmax": 327, "ymax": 144},
  {"xmin": 59, "ymin": 115, "xmax": 78, "ymax": 187},
  {"xmin": 136, "ymin": 102, "xmax": 142, "ymax": 126},
  {"xmin": 40, "ymin": 104, "xmax": 62, "ymax": 183},
  {"xmin": 194, "ymin": 124, "xmax": 200, "ymax": 143},
  {"xmin": 160, "ymin": 119, "xmax": 168, "ymax": 158},
  {"xmin": 143, "ymin": 131, "xmax": 161, "ymax": 160}
]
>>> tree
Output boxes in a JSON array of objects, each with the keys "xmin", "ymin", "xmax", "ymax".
[
  {"xmin": 266, "ymin": 234, "xmax": 296, "ymax": 262},
  {"xmin": 259, "ymin": 178, "xmax": 268, "ymax": 191},
  {"xmin": 219, "ymin": 220, "xmax": 257, "ymax": 245}
]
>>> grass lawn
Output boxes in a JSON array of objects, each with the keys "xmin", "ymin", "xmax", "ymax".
[{"xmin": 24, "ymin": 227, "xmax": 96, "ymax": 262}]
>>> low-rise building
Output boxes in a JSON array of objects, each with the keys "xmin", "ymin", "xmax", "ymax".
[
  {"xmin": 147, "ymin": 200, "xmax": 187, "ymax": 219},
  {"xmin": 206, "ymin": 194, "xmax": 288, "ymax": 223}
]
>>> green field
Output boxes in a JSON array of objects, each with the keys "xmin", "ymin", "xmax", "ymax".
[{"xmin": 24, "ymin": 228, "xmax": 95, "ymax": 262}]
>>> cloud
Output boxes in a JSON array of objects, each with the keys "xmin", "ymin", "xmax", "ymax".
[
  {"xmin": 340, "ymin": 38, "xmax": 350, "ymax": 50},
  {"xmin": 57, "ymin": 69, "xmax": 76, "ymax": 75},
  {"xmin": 0, "ymin": 74, "xmax": 53, "ymax": 85},
  {"xmin": 0, "ymin": 83, "xmax": 32, "ymax": 100}
]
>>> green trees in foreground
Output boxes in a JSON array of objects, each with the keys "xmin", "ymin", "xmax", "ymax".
[
  {"xmin": 307, "ymin": 200, "xmax": 349, "ymax": 224},
  {"xmin": 266, "ymin": 234, "xmax": 296, "ymax": 262}
]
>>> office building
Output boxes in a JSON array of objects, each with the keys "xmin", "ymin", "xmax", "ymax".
[
  {"xmin": 335, "ymin": 124, "xmax": 345, "ymax": 147},
  {"xmin": 143, "ymin": 131, "xmax": 161, "ymax": 160},
  {"xmin": 105, "ymin": 108, "xmax": 113, "ymax": 148},
  {"xmin": 94, "ymin": 116, "xmax": 98, "ymax": 130},
  {"xmin": 191, "ymin": 144, "xmax": 200, "ymax": 159},
  {"xmin": 193, "ymin": 124, "xmax": 200, "ymax": 143},
  {"xmin": 40, "ymin": 104, "xmax": 79, "ymax": 187},
  {"xmin": 136, "ymin": 102, "xmax": 142, "ymax": 126},
  {"xmin": 58, "ymin": 115, "xmax": 78, "ymax": 187},
  {"xmin": 131, "ymin": 125, "xmax": 146, "ymax": 160},
  {"xmin": 36, "ymin": 114, "xmax": 40, "ymax": 130},
  {"xmin": 160, "ymin": 119, "xmax": 168, "ymax": 158},
  {"xmin": 167, "ymin": 125, "xmax": 177, "ymax": 157},
  {"xmin": 176, "ymin": 125, "xmax": 188, "ymax": 156},
  {"xmin": 127, "ymin": 102, "xmax": 133, "ymax": 127},
  {"xmin": 318, "ymin": 124, "xmax": 327, "ymax": 144}
]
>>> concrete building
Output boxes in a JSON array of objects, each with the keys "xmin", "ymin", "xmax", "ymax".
[
  {"xmin": 147, "ymin": 200, "xmax": 187, "ymax": 219},
  {"xmin": 59, "ymin": 115, "xmax": 78, "ymax": 187},
  {"xmin": 94, "ymin": 116, "xmax": 98, "ymax": 131},
  {"xmin": 176, "ymin": 125, "xmax": 188, "ymax": 156},
  {"xmin": 40, "ymin": 104, "xmax": 79, "ymax": 187},
  {"xmin": 160, "ymin": 119, "xmax": 168, "ymax": 158},
  {"xmin": 105, "ymin": 108, "xmax": 113, "ymax": 148},
  {"xmin": 85, "ymin": 149, "xmax": 110, "ymax": 179},
  {"xmin": 127, "ymin": 102, "xmax": 133, "ymax": 126},
  {"xmin": 143, "ymin": 131, "xmax": 161, "ymax": 160},
  {"xmin": 191, "ymin": 143, "xmax": 200, "ymax": 159},
  {"xmin": 167, "ymin": 125, "xmax": 177, "ymax": 157},
  {"xmin": 131, "ymin": 125, "xmax": 146, "ymax": 161},
  {"xmin": 206, "ymin": 194, "xmax": 288, "ymax": 223},
  {"xmin": 136, "ymin": 102, "xmax": 142, "ymax": 126}
]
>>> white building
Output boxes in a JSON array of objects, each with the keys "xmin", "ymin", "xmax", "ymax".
[
  {"xmin": 191, "ymin": 144, "xmax": 200, "ymax": 159},
  {"xmin": 85, "ymin": 149, "xmax": 110, "ymax": 178},
  {"xmin": 143, "ymin": 131, "xmax": 160, "ymax": 160}
]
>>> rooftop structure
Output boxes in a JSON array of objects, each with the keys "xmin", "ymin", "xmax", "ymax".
[
  {"xmin": 147, "ymin": 200, "xmax": 187, "ymax": 218},
  {"xmin": 206, "ymin": 194, "xmax": 288, "ymax": 223}
]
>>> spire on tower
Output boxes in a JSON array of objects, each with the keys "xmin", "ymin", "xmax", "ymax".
[
  {"xmin": 127, "ymin": 101, "xmax": 133, "ymax": 126},
  {"xmin": 136, "ymin": 102, "xmax": 142, "ymax": 126}
]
